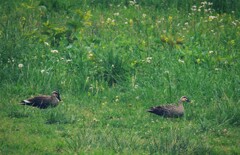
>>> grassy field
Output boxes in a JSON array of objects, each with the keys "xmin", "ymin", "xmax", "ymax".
[{"xmin": 0, "ymin": 0, "xmax": 240, "ymax": 154}]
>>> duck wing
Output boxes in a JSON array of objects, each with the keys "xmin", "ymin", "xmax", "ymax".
[
  {"xmin": 147, "ymin": 104, "xmax": 179, "ymax": 117},
  {"xmin": 21, "ymin": 95, "xmax": 51, "ymax": 109}
]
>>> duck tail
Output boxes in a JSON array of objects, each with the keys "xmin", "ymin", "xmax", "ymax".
[
  {"xmin": 147, "ymin": 107, "xmax": 155, "ymax": 113},
  {"xmin": 20, "ymin": 100, "xmax": 31, "ymax": 105}
]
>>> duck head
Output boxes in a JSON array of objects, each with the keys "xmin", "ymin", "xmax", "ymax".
[
  {"xmin": 52, "ymin": 91, "xmax": 61, "ymax": 101},
  {"xmin": 180, "ymin": 96, "xmax": 190, "ymax": 103}
]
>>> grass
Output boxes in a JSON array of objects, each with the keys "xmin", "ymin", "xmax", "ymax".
[{"xmin": 0, "ymin": 0, "xmax": 240, "ymax": 154}]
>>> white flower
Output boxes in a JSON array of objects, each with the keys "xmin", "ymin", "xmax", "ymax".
[
  {"xmin": 209, "ymin": 16, "xmax": 217, "ymax": 20},
  {"xmin": 201, "ymin": 1, "xmax": 207, "ymax": 5},
  {"xmin": 209, "ymin": 51, "xmax": 214, "ymax": 54},
  {"xmin": 129, "ymin": 0, "xmax": 137, "ymax": 6},
  {"xmin": 146, "ymin": 57, "xmax": 152, "ymax": 63},
  {"xmin": 164, "ymin": 71, "xmax": 170, "ymax": 74},
  {"xmin": 114, "ymin": 12, "xmax": 119, "ymax": 16},
  {"xmin": 178, "ymin": 59, "xmax": 185, "ymax": 63},
  {"xmin": 44, "ymin": 42, "xmax": 50, "ymax": 46},
  {"xmin": 41, "ymin": 70, "xmax": 45, "ymax": 73},
  {"xmin": 51, "ymin": 49, "xmax": 58, "ymax": 53},
  {"xmin": 142, "ymin": 13, "xmax": 147, "ymax": 18},
  {"xmin": 88, "ymin": 52, "xmax": 94, "ymax": 59},
  {"xmin": 18, "ymin": 64, "xmax": 23, "ymax": 68},
  {"xmin": 107, "ymin": 18, "xmax": 112, "ymax": 23},
  {"xmin": 208, "ymin": 2, "xmax": 213, "ymax": 5},
  {"xmin": 232, "ymin": 21, "xmax": 237, "ymax": 26}
]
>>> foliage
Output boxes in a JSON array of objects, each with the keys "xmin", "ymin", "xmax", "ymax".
[{"xmin": 0, "ymin": 0, "xmax": 240, "ymax": 154}]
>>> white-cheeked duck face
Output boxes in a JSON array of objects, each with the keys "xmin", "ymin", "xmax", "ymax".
[
  {"xmin": 180, "ymin": 96, "xmax": 190, "ymax": 102},
  {"xmin": 52, "ymin": 91, "xmax": 61, "ymax": 101}
]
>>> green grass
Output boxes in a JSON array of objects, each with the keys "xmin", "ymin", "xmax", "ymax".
[{"xmin": 0, "ymin": 0, "xmax": 240, "ymax": 154}]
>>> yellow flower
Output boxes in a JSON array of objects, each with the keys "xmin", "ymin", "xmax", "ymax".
[
  {"xmin": 160, "ymin": 35, "xmax": 168, "ymax": 43},
  {"xmin": 168, "ymin": 16, "xmax": 173, "ymax": 22},
  {"xmin": 176, "ymin": 38, "xmax": 184, "ymax": 45},
  {"xmin": 84, "ymin": 10, "xmax": 92, "ymax": 21},
  {"xmin": 129, "ymin": 19, "xmax": 133, "ymax": 26},
  {"xmin": 229, "ymin": 40, "xmax": 235, "ymax": 46},
  {"xmin": 196, "ymin": 58, "xmax": 201, "ymax": 64}
]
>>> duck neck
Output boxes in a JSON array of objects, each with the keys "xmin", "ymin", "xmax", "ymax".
[
  {"xmin": 51, "ymin": 95, "xmax": 58, "ymax": 101},
  {"xmin": 178, "ymin": 100, "xmax": 184, "ymax": 106}
]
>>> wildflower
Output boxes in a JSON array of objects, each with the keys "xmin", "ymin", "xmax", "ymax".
[
  {"xmin": 146, "ymin": 57, "xmax": 152, "ymax": 63},
  {"xmin": 208, "ymin": 16, "xmax": 217, "ymax": 21},
  {"xmin": 129, "ymin": 0, "xmax": 137, "ymax": 6},
  {"xmin": 114, "ymin": 12, "xmax": 119, "ymax": 16},
  {"xmin": 93, "ymin": 118, "xmax": 99, "ymax": 122},
  {"xmin": 51, "ymin": 49, "xmax": 58, "ymax": 53},
  {"xmin": 208, "ymin": 2, "xmax": 213, "ymax": 6},
  {"xmin": 223, "ymin": 128, "xmax": 227, "ymax": 133},
  {"xmin": 201, "ymin": 1, "xmax": 207, "ymax": 5},
  {"xmin": 164, "ymin": 71, "xmax": 170, "ymax": 74},
  {"xmin": 178, "ymin": 59, "xmax": 185, "ymax": 63},
  {"xmin": 111, "ymin": 19, "xmax": 115, "ymax": 25},
  {"xmin": 176, "ymin": 38, "xmax": 184, "ymax": 45},
  {"xmin": 129, "ymin": 19, "xmax": 133, "ymax": 26},
  {"xmin": 106, "ymin": 18, "xmax": 112, "ymax": 24},
  {"xmin": 18, "ymin": 64, "xmax": 24, "ymax": 68},
  {"xmin": 44, "ymin": 42, "xmax": 50, "ymax": 46},
  {"xmin": 168, "ymin": 16, "xmax": 173, "ymax": 22},
  {"xmin": 41, "ymin": 70, "xmax": 45, "ymax": 74},
  {"xmin": 208, "ymin": 51, "xmax": 214, "ymax": 54},
  {"xmin": 229, "ymin": 40, "xmax": 235, "ymax": 46},
  {"xmin": 115, "ymin": 96, "xmax": 119, "ymax": 102},
  {"xmin": 160, "ymin": 35, "xmax": 168, "ymax": 43},
  {"xmin": 142, "ymin": 13, "xmax": 147, "ymax": 18},
  {"xmin": 196, "ymin": 58, "xmax": 201, "ymax": 64},
  {"xmin": 88, "ymin": 51, "xmax": 94, "ymax": 59},
  {"xmin": 232, "ymin": 21, "xmax": 237, "ymax": 26},
  {"xmin": 191, "ymin": 5, "xmax": 197, "ymax": 11}
]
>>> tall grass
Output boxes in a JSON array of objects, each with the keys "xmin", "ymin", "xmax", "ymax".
[{"xmin": 0, "ymin": 0, "xmax": 240, "ymax": 154}]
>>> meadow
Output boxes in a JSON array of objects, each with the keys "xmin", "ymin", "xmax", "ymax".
[{"xmin": 0, "ymin": 0, "xmax": 240, "ymax": 154}]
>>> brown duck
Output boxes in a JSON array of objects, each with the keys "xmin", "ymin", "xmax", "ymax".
[
  {"xmin": 147, "ymin": 96, "xmax": 190, "ymax": 117},
  {"xmin": 20, "ymin": 91, "xmax": 61, "ymax": 109}
]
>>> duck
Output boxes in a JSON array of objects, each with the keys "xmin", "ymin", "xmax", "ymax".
[
  {"xmin": 20, "ymin": 91, "xmax": 61, "ymax": 109},
  {"xmin": 147, "ymin": 96, "xmax": 190, "ymax": 117}
]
